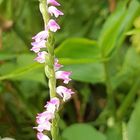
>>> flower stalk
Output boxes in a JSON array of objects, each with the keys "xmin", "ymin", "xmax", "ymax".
[{"xmin": 31, "ymin": 0, "xmax": 74, "ymax": 140}]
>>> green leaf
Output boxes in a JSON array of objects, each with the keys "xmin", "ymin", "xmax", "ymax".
[
  {"xmin": 0, "ymin": 63, "xmax": 44, "ymax": 83},
  {"xmin": 62, "ymin": 124, "xmax": 106, "ymax": 140},
  {"xmin": 99, "ymin": 0, "xmax": 140, "ymax": 57},
  {"xmin": 55, "ymin": 38, "xmax": 101, "ymax": 61},
  {"xmin": 55, "ymin": 38, "xmax": 105, "ymax": 83},
  {"xmin": 128, "ymin": 99, "xmax": 140, "ymax": 140},
  {"xmin": 58, "ymin": 58, "xmax": 102, "ymax": 65},
  {"xmin": 0, "ymin": 54, "xmax": 45, "ymax": 84},
  {"xmin": 106, "ymin": 126, "xmax": 122, "ymax": 140},
  {"xmin": 61, "ymin": 63, "xmax": 105, "ymax": 84}
]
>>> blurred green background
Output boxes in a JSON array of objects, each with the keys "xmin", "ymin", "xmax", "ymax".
[{"xmin": 0, "ymin": 0, "xmax": 140, "ymax": 140}]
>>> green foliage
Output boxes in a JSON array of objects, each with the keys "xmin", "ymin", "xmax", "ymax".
[
  {"xmin": 128, "ymin": 100, "xmax": 140, "ymax": 140},
  {"xmin": 99, "ymin": 0, "xmax": 140, "ymax": 57},
  {"xmin": 0, "ymin": 54, "xmax": 45, "ymax": 84},
  {"xmin": 55, "ymin": 38, "xmax": 100, "ymax": 61},
  {"xmin": 62, "ymin": 124, "xmax": 106, "ymax": 140},
  {"xmin": 55, "ymin": 38, "xmax": 105, "ymax": 83},
  {"xmin": 62, "ymin": 63, "xmax": 105, "ymax": 84},
  {"xmin": 111, "ymin": 47, "xmax": 140, "ymax": 89},
  {"xmin": 0, "ymin": 0, "xmax": 140, "ymax": 140}
]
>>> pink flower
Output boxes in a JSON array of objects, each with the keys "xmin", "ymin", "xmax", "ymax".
[
  {"xmin": 47, "ymin": 19, "xmax": 60, "ymax": 32},
  {"xmin": 48, "ymin": 6, "xmax": 64, "ymax": 18},
  {"xmin": 36, "ymin": 111, "xmax": 54, "ymax": 124},
  {"xmin": 34, "ymin": 51, "xmax": 47, "ymax": 63},
  {"xmin": 56, "ymin": 86, "xmax": 74, "ymax": 101},
  {"xmin": 44, "ymin": 97, "xmax": 60, "ymax": 113},
  {"xmin": 32, "ymin": 30, "xmax": 48, "ymax": 42},
  {"xmin": 54, "ymin": 58, "xmax": 63, "ymax": 71},
  {"xmin": 55, "ymin": 71, "xmax": 72, "ymax": 84},
  {"xmin": 37, "ymin": 132, "xmax": 50, "ymax": 140},
  {"xmin": 47, "ymin": 0, "xmax": 60, "ymax": 6},
  {"xmin": 34, "ymin": 120, "xmax": 51, "ymax": 132},
  {"xmin": 31, "ymin": 40, "xmax": 46, "ymax": 53}
]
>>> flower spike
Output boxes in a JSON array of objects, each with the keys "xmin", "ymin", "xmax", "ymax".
[{"xmin": 32, "ymin": 0, "xmax": 74, "ymax": 140}]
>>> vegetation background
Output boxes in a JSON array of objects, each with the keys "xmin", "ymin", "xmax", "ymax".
[{"xmin": 0, "ymin": 0, "xmax": 140, "ymax": 140}]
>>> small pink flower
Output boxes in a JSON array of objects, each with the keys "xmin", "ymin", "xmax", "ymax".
[
  {"xmin": 47, "ymin": 0, "xmax": 60, "ymax": 6},
  {"xmin": 47, "ymin": 19, "xmax": 60, "ymax": 32},
  {"xmin": 31, "ymin": 40, "xmax": 46, "ymax": 53},
  {"xmin": 44, "ymin": 97, "xmax": 60, "ymax": 113},
  {"xmin": 37, "ymin": 132, "xmax": 50, "ymax": 140},
  {"xmin": 55, "ymin": 71, "xmax": 72, "ymax": 84},
  {"xmin": 34, "ymin": 120, "xmax": 51, "ymax": 132},
  {"xmin": 48, "ymin": 6, "xmax": 64, "ymax": 18},
  {"xmin": 32, "ymin": 30, "xmax": 48, "ymax": 42},
  {"xmin": 54, "ymin": 58, "xmax": 63, "ymax": 71},
  {"xmin": 56, "ymin": 86, "xmax": 74, "ymax": 101},
  {"xmin": 36, "ymin": 111, "xmax": 54, "ymax": 124},
  {"xmin": 34, "ymin": 51, "xmax": 47, "ymax": 63}
]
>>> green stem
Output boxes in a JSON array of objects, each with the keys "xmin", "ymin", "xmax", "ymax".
[
  {"xmin": 39, "ymin": 0, "xmax": 58, "ymax": 139},
  {"xmin": 39, "ymin": 0, "xmax": 56, "ymax": 98},
  {"xmin": 47, "ymin": 34, "xmax": 56, "ymax": 98},
  {"xmin": 39, "ymin": 0, "xmax": 49, "ymax": 26},
  {"xmin": 117, "ymin": 78, "xmax": 140, "ymax": 120},
  {"xmin": 103, "ymin": 60, "xmax": 116, "ymax": 123}
]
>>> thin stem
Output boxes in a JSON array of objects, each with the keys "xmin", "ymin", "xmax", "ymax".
[
  {"xmin": 39, "ymin": 0, "xmax": 58, "ymax": 139},
  {"xmin": 117, "ymin": 78, "xmax": 140, "ymax": 120},
  {"xmin": 103, "ymin": 60, "xmax": 116, "ymax": 123},
  {"xmin": 47, "ymin": 34, "xmax": 56, "ymax": 98},
  {"xmin": 39, "ymin": 0, "xmax": 49, "ymax": 27}
]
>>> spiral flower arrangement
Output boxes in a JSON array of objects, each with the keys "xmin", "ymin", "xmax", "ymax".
[{"xmin": 30, "ymin": 0, "xmax": 74, "ymax": 140}]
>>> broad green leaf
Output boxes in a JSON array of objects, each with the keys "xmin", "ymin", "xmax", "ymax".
[
  {"xmin": 106, "ymin": 126, "xmax": 122, "ymax": 140},
  {"xmin": 55, "ymin": 38, "xmax": 105, "ymax": 83},
  {"xmin": 62, "ymin": 124, "xmax": 106, "ymax": 140},
  {"xmin": 61, "ymin": 63, "xmax": 105, "ymax": 84},
  {"xmin": 0, "ymin": 63, "xmax": 44, "ymax": 83},
  {"xmin": 55, "ymin": 38, "xmax": 101, "ymax": 61},
  {"xmin": 0, "ymin": 54, "xmax": 45, "ymax": 84},
  {"xmin": 58, "ymin": 58, "xmax": 102, "ymax": 65},
  {"xmin": 128, "ymin": 99, "xmax": 140, "ymax": 140},
  {"xmin": 99, "ymin": 0, "xmax": 140, "ymax": 57}
]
